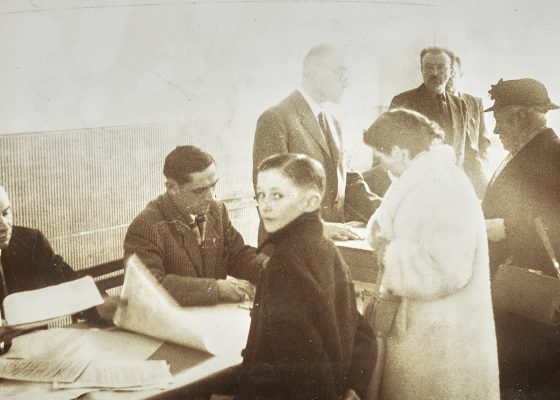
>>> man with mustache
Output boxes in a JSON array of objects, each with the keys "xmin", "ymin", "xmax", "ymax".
[
  {"xmin": 124, "ymin": 146, "xmax": 267, "ymax": 306},
  {"xmin": 389, "ymin": 47, "xmax": 486, "ymax": 197}
]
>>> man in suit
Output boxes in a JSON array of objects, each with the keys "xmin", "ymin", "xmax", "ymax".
[
  {"xmin": 124, "ymin": 145, "xmax": 267, "ymax": 306},
  {"xmin": 446, "ymin": 54, "xmax": 492, "ymax": 170},
  {"xmin": 482, "ymin": 78, "xmax": 560, "ymax": 396},
  {"xmin": 390, "ymin": 47, "xmax": 487, "ymax": 197},
  {"xmin": 0, "ymin": 185, "xmax": 89, "ymax": 348},
  {"xmin": 253, "ymin": 43, "xmax": 381, "ymax": 241}
]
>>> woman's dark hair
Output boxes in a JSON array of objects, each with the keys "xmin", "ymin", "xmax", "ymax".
[
  {"xmin": 257, "ymin": 153, "xmax": 326, "ymax": 197},
  {"xmin": 163, "ymin": 145, "xmax": 215, "ymax": 184},
  {"xmin": 363, "ymin": 109, "xmax": 444, "ymax": 157}
]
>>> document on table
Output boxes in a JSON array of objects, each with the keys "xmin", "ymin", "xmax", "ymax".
[
  {"xmin": 9, "ymin": 327, "xmax": 163, "ymax": 362},
  {"xmin": 53, "ymin": 360, "xmax": 173, "ymax": 390},
  {"xmin": 114, "ymin": 254, "xmax": 251, "ymax": 355},
  {"xmin": 0, "ymin": 357, "xmax": 89, "ymax": 383},
  {"xmin": 2, "ymin": 276, "xmax": 103, "ymax": 327}
]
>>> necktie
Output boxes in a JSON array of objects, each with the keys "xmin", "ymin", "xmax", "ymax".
[
  {"xmin": 318, "ymin": 112, "xmax": 340, "ymax": 161},
  {"xmin": 195, "ymin": 214, "xmax": 207, "ymax": 245}
]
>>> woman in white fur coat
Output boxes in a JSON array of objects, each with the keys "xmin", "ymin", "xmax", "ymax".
[{"xmin": 363, "ymin": 109, "xmax": 499, "ymax": 400}]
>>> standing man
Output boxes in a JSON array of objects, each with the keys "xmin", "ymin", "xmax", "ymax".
[
  {"xmin": 253, "ymin": 43, "xmax": 381, "ymax": 241},
  {"xmin": 124, "ymin": 145, "xmax": 267, "ymax": 306},
  {"xmin": 390, "ymin": 47, "xmax": 486, "ymax": 197},
  {"xmin": 447, "ymin": 54, "xmax": 492, "ymax": 170},
  {"xmin": 482, "ymin": 78, "xmax": 560, "ymax": 396}
]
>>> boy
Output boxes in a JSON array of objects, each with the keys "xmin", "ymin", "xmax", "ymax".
[{"xmin": 237, "ymin": 153, "xmax": 376, "ymax": 400}]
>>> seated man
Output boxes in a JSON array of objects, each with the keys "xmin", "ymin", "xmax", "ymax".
[
  {"xmin": 124, "ymin": 145, "xmax": 267, "ymax": 306},
  {"xmin": 0, "ymin": 185, "xmax": 91, "ymax": 347}
]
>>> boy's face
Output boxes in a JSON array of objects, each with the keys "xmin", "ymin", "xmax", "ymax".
[{"xmin": 256, "ymin": 170, "xmax": 317, "ymax": 233}]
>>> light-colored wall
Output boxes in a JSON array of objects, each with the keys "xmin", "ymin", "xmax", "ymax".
[{"xmin": 0, "ymin": 0, "xmax": 439, "ymax": 175}]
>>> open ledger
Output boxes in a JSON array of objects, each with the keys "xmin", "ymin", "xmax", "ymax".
[
  {"xmin": 1, "ymin": 276, "xmax": 104, "ymax": 330},
  {"xmin": 113, "ymin": 254, "xmax": 252, "ymax": 356}
]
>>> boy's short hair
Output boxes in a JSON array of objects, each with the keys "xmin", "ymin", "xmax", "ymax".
[
  {"xmin": 163, "ymin": 145, "xmax": 215, "ymax": 185},
  {"xmin": 257, "ymin": 153, "xmax": 326, "ymax": 198}
]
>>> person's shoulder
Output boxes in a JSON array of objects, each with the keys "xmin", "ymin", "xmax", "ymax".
[
  {"xmin": 258, "ymin": 90, "xmax": 305, "ymax": 119},
  {"xmin": 11, "ymin": 225, "xmax": 39, "ymax": 238},
  {"xmin": 393, "ymin": 85, "xmax": 424, "ymax": 99},
  {"xmin": 390, "ymin": 85, "xmax": 425, "ymax": 108},
  {"xmin": 127, "ymin": 197, "xmax": 166, "ymax": 231},
  {"xmin": 6, "ymin": 226, "xmax": 48, "ymax": 255}
]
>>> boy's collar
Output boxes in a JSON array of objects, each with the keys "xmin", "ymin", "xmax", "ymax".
[{"xmin": 258, "ymin": 210, "xmax": 322, "ymax": 252}]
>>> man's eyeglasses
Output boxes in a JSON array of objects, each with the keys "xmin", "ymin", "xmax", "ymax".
[
  {"xmin": 326, "ymin": 67, "xmax": 348, "ymax": 82},
  {"xmin": 422, "ymin": 64, "xmax": 450, "ymax": 73}
]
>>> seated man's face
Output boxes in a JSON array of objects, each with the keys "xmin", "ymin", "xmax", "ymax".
[
  {"xmin": 170, "ymin": 163, "xmax": 218, "ymax": 216},
  {"xmin": 0, "ymin": 188, "xmax": 13, "ymax": 250}
]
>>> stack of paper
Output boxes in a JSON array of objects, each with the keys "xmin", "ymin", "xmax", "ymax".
[
  {"xmin": 0, "ymin": 358, "xmax": 89, "ymax": 383},
  {"xmin": 113, "ymin": 254, "xmax": 251, "ymax": 355},
  {"xmin": 2, "ymin": 276, "xmax": 104, "ymax": 329},
  {"xmin": 54, "ymin": 360, "xmax": 173, "ymax": 391},
  {"xmin": 2, "ymin": 327, "xmax": 173, "ymax": 396}
]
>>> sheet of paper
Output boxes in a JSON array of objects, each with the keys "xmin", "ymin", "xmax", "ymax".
[
  {"xmin": 114, "ymin": 255, "xmax": 251, "ymax": 355},
  {"xmin": 3, "ymin": 276, "xmax": 103, "ymax": 326},
  {"xmin": 9, "ymin": 327, "xmax": 163, "ymax": 362},
  {"xmin": 0, "ymin": 357, "xmax": 89, "ymax": 383},
  {"xmin": 53, "ymin": 360, "xmax": 173, "ymax": 390},
  {"xmin": 0, "ymin": 381, "xmax": 92, "ymax": 400}
]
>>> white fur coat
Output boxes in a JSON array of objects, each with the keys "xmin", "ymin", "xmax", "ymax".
[{"xmin": 368, "ymin": 145, "xmax": 499, "ymax": 400}]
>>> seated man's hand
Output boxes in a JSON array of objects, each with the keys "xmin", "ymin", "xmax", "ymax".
[
  {"xmin": 486, "ymin": 218, "xmax": 506, "ymax": 242},
  {"xmin": 217, "ymin": 279, "xmax": 254, "ymax": 303},
  {"xmin": 96, "ymin": 295, "xmax": 126, "ymax": 321},
  {"xmin": 323, "ymin": 221, "xmax": 362, "ymax": 241}
]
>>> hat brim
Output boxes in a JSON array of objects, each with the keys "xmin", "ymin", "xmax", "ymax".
[{"xmin": 484, "ymin": 102, "xmax": 560, "ymax": 113}]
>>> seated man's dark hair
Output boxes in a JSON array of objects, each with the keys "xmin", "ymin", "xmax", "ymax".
[
  {"xmin": 163, "ymin": 145, "xmax": 215, "ymax": 185},
  {"xmin": 257, "ymin": 153, "xmax": 326, "ymax": 197},
  {"xmin": 363, "ymin": 109, "xmax": 444, "ymax": 157}
]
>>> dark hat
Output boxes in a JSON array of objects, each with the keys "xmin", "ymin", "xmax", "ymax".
[{"xmin": 484, "ymin": 78, "xmax": 560, "ymax": 112}]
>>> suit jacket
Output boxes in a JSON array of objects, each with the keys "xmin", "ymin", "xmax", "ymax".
[
  {"xmin": 253, "ymin": 90, "xmax": 380, "ymax": 223},
  {"xmin": 123, "ymin": 193, "xmax": 266, "ymax": 306},
  {"xmin": 482, "ymin": 128, "xmax": 560, "ymax": 276},
  {"xmin": 362, "ymin": 164, "xmax": 392, "ymax": 197},
  {"xmin": 390, "ymin": 84, "xmax": 487, "ymax": 197},
  {"xmin": 238, "ymin": 212, "xmax": 376, "ymax": 400},
  {"xmin": 461, "ymin": 92, "xmax": 491, "ymax": 165},
  {"xmin": 1, "ymin": 226, "xmax": 76, "ymax": 302}
]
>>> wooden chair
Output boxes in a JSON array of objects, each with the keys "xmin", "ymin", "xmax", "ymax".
[{"xmin": 76, "ymin": 258, "xmax": 125, "ymax": 293}]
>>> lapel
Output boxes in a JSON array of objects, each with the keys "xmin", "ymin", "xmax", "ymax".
[
  {"xmin": 291, "ymin": 91, "xmax": 332, "ymax": 159},
  {"xmin": 200, "ymin": 204, "xmax": 223, "ymax": 278},
  {"xmin": 158, "ymin": 194, "xmax": 205, "ymax": 277}
]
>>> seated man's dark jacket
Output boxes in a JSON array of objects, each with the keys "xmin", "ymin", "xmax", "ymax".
[
  {"xmin": 124, "ymin": 193, "xmax": 266, "ymax": 306},
  {"xmin": 1, "ymin": 226, "xmax": 77, "ymax": 298},
  {"xmin": 237, "ymin": 211, "xmax": 377, "ymax": 400}
]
